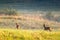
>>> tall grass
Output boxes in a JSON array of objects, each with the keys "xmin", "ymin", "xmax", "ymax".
[{"xmin": 0, "ymin": 29, "xmax": 60, "ymax": 40}]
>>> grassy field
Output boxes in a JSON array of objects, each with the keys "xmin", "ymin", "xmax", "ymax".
[
  {"xmin": 0, "ymin": 29, "xmax": 60, "ymax": 40},
  {"xmin": 0, "ymin": 15, "xmax": 60, "ymax": 29},
  {"xmin": 0, "ymin": 15, "xmax": 60, "ymax": 40}
]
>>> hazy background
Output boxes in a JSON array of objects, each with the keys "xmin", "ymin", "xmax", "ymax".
[
  {"xmin": 0, "ymin": 0, "xmax": 60, "ymax": 11},
  {"xmin": 0, "ymin": 0, "xmax": 60, "ymax": 30}
]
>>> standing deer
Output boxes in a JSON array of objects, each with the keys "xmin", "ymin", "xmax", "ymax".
[
  {"xmin": 16, "ymin": 23, "xmax": 19, "ymax": 29},
  {"xmin": 43, "ymin": 24, "xmax": 51, "ymax": 31}
]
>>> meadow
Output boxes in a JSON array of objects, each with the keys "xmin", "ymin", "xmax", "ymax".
[
  {"xmin": 0, "ymin": 29, "xmax": 60, "ymax": 40},
  {"xmin": 0, "ymin": 15, "xmax": 60, "ymax": 40},
  {"xmin": 0, "ymin": 15, "xmax": 60, "ymax": 29}
]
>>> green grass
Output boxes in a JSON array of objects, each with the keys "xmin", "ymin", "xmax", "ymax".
[{"xmin": 0, "ymin": 29, "xmax": 59, "ymax": 40}]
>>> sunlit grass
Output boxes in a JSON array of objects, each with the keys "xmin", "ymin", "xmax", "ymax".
[{"xmin": 0, "ymin": 29, "xmax": 59, "ymax": 40}]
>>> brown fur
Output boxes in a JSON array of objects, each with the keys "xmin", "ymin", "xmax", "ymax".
[
  {"xmin": 16, "ymin": 23, "xmax": 19, "ymax": 29},
  {"xmin": 43, "ymin": 24, "xmax": 51, "ymax": 31}
]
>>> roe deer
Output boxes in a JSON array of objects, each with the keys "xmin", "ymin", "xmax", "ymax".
[
  {"xmin": 43, "ymin": 24, "xmax": 51, "ymax": 31},
  {"xmin": 16, "ymin": 23, "xmax": 19, "ymax": 29}
]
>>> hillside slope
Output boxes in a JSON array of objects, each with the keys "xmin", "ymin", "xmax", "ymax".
[{"xmin": 0, "ymin": 14, "xmax": 60, "ymax": 30}]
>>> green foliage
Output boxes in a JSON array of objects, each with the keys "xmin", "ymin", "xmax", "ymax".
[{"xmin": 0, "ymin": 8, "xmax": 17, "ymax": 15}]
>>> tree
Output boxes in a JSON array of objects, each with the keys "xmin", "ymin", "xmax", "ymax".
[{"xmin": 0, "ymin": 8, "xmax": 17, "ymax": 15}]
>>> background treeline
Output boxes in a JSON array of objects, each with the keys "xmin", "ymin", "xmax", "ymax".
[
  {"xmin": 0, "ymin": 8, "xmax": 60, "ymax": 22},
  {"xmin": 0, "ymin": 8, "xmax": 17, "ymax": 15}
]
